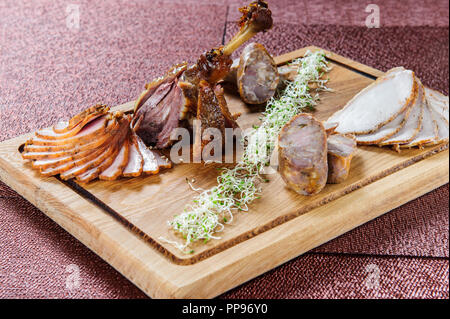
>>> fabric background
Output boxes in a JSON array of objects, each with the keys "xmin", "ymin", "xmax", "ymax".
[{"xmin": 0, "ymin": 0, "xmax": 448, "ymax": 299}]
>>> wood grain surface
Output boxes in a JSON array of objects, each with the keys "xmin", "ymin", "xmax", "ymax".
[{"xmin": 0, "ymin": 47, "xmax": 448, "ymax": 298}]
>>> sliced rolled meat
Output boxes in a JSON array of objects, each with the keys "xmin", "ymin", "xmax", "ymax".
[
  {"xmin": 426, "ymin": 88, "xmax": 449, "ymax": 123},
  {"xmin": 327, "ymin": 134, "xmax": 357, "ymax": 184},
  {"xmin": 428, "ymin": 103, "xmax": 449, "ymax": 145},
  {"xmin": 400, "ymin": 101, "xmax": 438, "ymax": 148},
  {"xmin": 380, "ymin": 78, "xmax": 425, "ymax": 146},
  {"xmin": 354, "ymin": 108, "xmax": 410, "ymax": 145},
  {"xmin": 235, "ymin": 43, "xmax": 280, "ymax": 104},
  {"xmin": 224, "ymin": 43, "xmax": 308, "ymax": 105},
  {"xmin": 327, "ymin": 68, "xmax": 417, "ymax": 135},
  {"xmin": 278, "ymin": 114, "xmax": 328, "ymax": 196},
  {"xmin": 327, "ymin": 67, "xmax": 448, "ymax": 150}
]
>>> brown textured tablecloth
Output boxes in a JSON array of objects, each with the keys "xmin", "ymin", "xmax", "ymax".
[{"xmin": 0, "ymin": 0, "xmax": 448, "ymax": 299}]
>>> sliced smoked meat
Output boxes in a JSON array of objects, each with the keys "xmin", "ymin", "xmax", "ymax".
[
  {"xmin": 53, "ymin": 104, "xmax": 109, "ymax": 133},
  {"xmin": 32, "ymin": 147, "xmax": 102, "ymax": 171},
  {"xmin": 428, "ymin": 103, "xmax": 449, "ymax": 145},
  {"xmin": 23, "ymin": 116, "xmax": 119, "ymax": 157},
  {"xmin": 354, "ymin": 108, "xmax": 409, "ymax": 144},
  {"xmin": 235, "ymin": 42, "xmax": 280, "ymax": 105},
  {"xmin": 58, "ymin": 115, "xmax": 129, "ymax": 180},
  {"xmin": 426, "ymin": 88, "xmax": 449, "ymax": 123},
  {"xmin": 40, "ymin": 112, "xmax": 105, "ymax": 140},
  {"xmin": 98, "ymin": 136, "xmax": 130, "ymax": 181},
  {"xmin": 355, "ymin": 79, "xmax": 420, "ymax": 145},
  {"xmin": 400, "ymin": 102, "xmax": 438, "ymax": 148},
  {"xmin": 76, "ymin": 120, "xmax": 130, "ymax": 183},
  {"xmin": 27, "ymin": 115, "xmax": 109, "ymax": 147},
  {"xmin": 40, "ymin": 146, "xmax": 107, "ymax": 177},
  {"xmin": 380, "ymin": 79, "xmax": 425, "ymax": 145},
  {"xmin": 327, "ymin": 68, "xmax": 417, "ymax": 135},
  {"xmin": 134, "ymin": 133, "xmax": 160, "ymax": 175},
  {"xmin": 122, "ymin": 133, "xmax": 144, "ymax": 177}
]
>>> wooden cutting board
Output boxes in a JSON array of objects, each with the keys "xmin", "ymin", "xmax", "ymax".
[{"xmin": 0, "ymin": 46, "xmax": 448, "ymax": 298}]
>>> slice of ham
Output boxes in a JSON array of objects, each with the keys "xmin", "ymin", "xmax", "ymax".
[
  {"xmin": 380, "ymin": 80, "xmax": 425, "ymax": 145},
  {"xmin": 32, "ymin": 155, "xmax": 77, "ymax": 170},
  {"xmin": 31, "ymin": 131, "xmax": 117, "ymax": 169},
  {"xmin": 122, "ymin": 134, "xmax": 143, "ymax": 177},
  {"xmin": 22, "ymin": 105, "xmax": 174, "ymax": 182},
  {"xmin": 76, "ymin": 145, "xmax": 122, "ymax": 183},
  {"xmin": 40, "ymin": 126, "xmax": 126, "ymax": 177},
  {"xmin": 38, "ymin": 113, "xmax": 105, "ymax": 140},
  {"xmin": 76, "ymin": 118, "xmax": 130, "ymax": 183},
  {"xmin": 40, "ymin": 146, "xmax": 106, "ymax": 177},
  {"xmin": 22, "ymin": 118, "xmax": 118, "ymax": 157},
  {"xmin": 134, "ymin": 133, "xmax": 159, "ymax": 175},
  {"xmin": 27, "ymin": 115, "xmax": 109, "ymax": 147},
  {"xmin": 59, "ymin": 117, "xmax": 129, "ymax": 180},
  {"xmin": 53, "ymin": 104, "xmax": 109, "ymax": 133},
  {"xmin": 99, "ymin": 136, "xmax": 130, "ymax": 180},
  {"xmin": 26, "ymin": 144, "xmax": 101, "ymax": 163},
  {"xmin": 327, "ymin": 69, "xmax": 417, "ymax": 135},
  {"xmin": 60, "ymin": 138, "xmax": 120, "ymax": 180},
  {"xmin": 31, "ymin": 147, "xmax": 100, "ymax": 170},
  {"xmin": 23, "ymin": 129, "xmax": 114, "ymax": 155}
]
